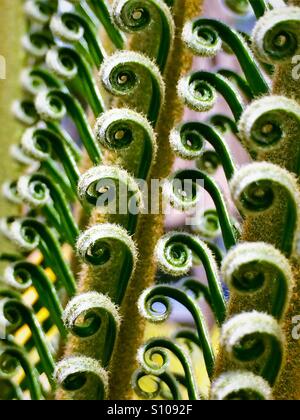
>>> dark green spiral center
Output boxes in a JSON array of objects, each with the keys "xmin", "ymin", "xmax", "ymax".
[
  {"xmin": 14, "ymin": 268, "xmax": 32, "ymax": 287},
  {"xmin": 38, "ymin": 2, "xmax": 53, "ymax": 17},
  {"xmin": 240, "ymin": 181, "xmax": 274, "ymax": 212},
  {"xmin": 107, "ymin": 122, "xmax": 133, "ymax": 149},
  {"xmin": 22, "ymin": 101, "xmax": 38, "ymax": 119},
  {"xmin": 232, "ymin": 262, "xmax": 265, "ymax": 293},
  {"xmin": 21, "ymin": 226, "xmax": 39, "ymax": 246},
  {"xmin": 196, "ymin": 26, "xmax": 219, "ymax": 48},
  {"xmin": 30, "ymin": 180, "xmax": 48, "ymax": 201},
  {"xmin": 191, "ymin": 80, "xmax": 215, "ymax": 103},
  {"xmin": 110, "ymin": 66, "xmax": 137, "ymax": 94},
  {"xmin": 166, "ymin": 243, "xmax": 190, "ymax": 268},
  {"xmin": 8, "ymin": 182, "xmax": 18, "ymax": 198},
  {"xmin": 203, "ymin": 210, "xmax": 220, "ymax": 233},
  {"xmin": 62, "ymin": 373, "xmax": 87, "ymax": 391},
  {"xmin": 0, "ymin": 354, "xmax": 18, "ymax": 375},
  {"xmin": 252, "ymin": 116, "xmax": 283, "ymax": 147},
  {"xmin": 181, "ymin": 129, "xmax": 204, "ymax": 152},
  {"xmin": 59, "ymin": 51, "xmax": 77, "ymax": 73},
  {"xmin": 34, "ymin": 133, "xmax": 52, "ymax": 155},
  {"xmin": 30, "ymin": 75, "xmax": 45, "ymax": 90},
  {"xmin": 62, "ymin": 14, "xmax": 82, "ymax": 34},
  {"xmin": 197, "ymin": 150, "xmax": 220, "ymax": 174},
  {"xmin": 30, "ymin": 33, "xmax": 48, "ymax": 50},
  {"xmin": 48, "ymin": 95, "xmax": 65, "ymax": 115},
  {"xmin": 234, "ymin": 334, "xmax": 265, "ymax": 362},
  {"xmin": 225, "ymin": 390, "xmax": 265, "ymax": 401},
  {"xmin": 264, "ymin": 25, "xmax": 298, "ymax": 61},
  {"xmin": 87, "ymin": 240, "xmax": 111, "ymax": 265},
  {"xmin": 73, "ymin": 312, "xmax": 102, "ymax": 338},
  {"xmin": 3, "ymin": 305, "xmax": 22, "ymax": 329},
  {"xmin": 122, "ymin": 2, "xmax": 151, "ymax": 31}
]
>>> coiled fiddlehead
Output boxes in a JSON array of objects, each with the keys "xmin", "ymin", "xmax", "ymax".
[
  {"xmin": 17, "ymin": 173, "xmax": 79, "ymax": 247},
  {"xmin": 178, "ymin": 71, "xmax": 244, "ymax": 121},
  {"xmin": 182, "ymin": 19, "xmax": 269, "ymax": 96},
  {"xmin": 238, "ymin": 96, "xmax": 300, "ymax": 174},
  {"xmin": 50, "ymin": 10, "xmax": 106, "ymax": 67},
  {"xmin": 63, "ymin": 292, "xmax": 121, "ymax": 367},
  {"xmin": 211, "ymin": 370, "xmax": 272, "ymax": 400},
  {"xmin": 137, "ymin": 338, "xmax": 199, "ymax": 400},
  {"xmin": 3, "ymin": 260, "xmax": 65, "ymax": 336},
  {"xmin": 222, "ymin": 242, "xmax": 293, "ymax": 319},
  {"xmin": 138, "ymin": 285, "xmax": 215, "ymax": 377},
  {"xmin": 112, "ymin": 0, "xmax": 175, "ymax": 72},
  {"xmin": 21, "ymin": 125, "xmax": 80, "ymax": 195},
  {"xmin": 164, "ymin": 169, "xmax": 237, "ymax": 249},
  {"xmin": 76, "ymin": 223, "xmax": 137, "ymax": 304},
  {"xmin": 132, "ymin": 369, "xmax": 181, "ymax": 400},
  {"xmin": 9, "ymin": 218, "xmax": 76, "ymax": 296},
  {"xmin": 22, "ymin": 29, "xmax": 53, "ymax": 60},
  {"xmin": 0, "ymin": 299, "xmax": 55, "ymax": 385},
  {"xmin": 191, "ymin": 209, "xmax": 221, "ymax": 240},
  {"xmin": 252, "ymin": 7, "xmax": 300, "ymax": 65},
  {"xmin": 21, "ymin": 67, "xmax": 62, "ymax": 96},
  {"xmin": 170, "ymin": 121, "xmax": 236, "ymax": 180},
  {"xmin": 0, "ymin": 343, "xmax": 42, "ymax": 400},
  {"xmin": 10, "ymin": 144, "xmax": 37, "ymax": 167},
  {"xmin": 0, "ymin": 217, "xmax": 19, "ymax": 242},
  {"xmin": 11, "ymin": 99, "xmax": 39, "ymax": 126},
  {"xmin": 34, "ymin": 89, "xmax": 102, "ymax": 164},
  {"xmin": 15, "ymin": 176, "xmax": 61, "ymax": 236},
  {"xmin": 55, "ymin": 356, "xmax": 108, "ymax": 400},
  {"xmin": 24, "ymin": 0, "xmax": 57, "ymax": 25},
  {"xmin": 94, "ymin": 109, "xmax": 157, "ymax": 180},
  {"xmin": 154, "ymin": 231, "xmax": 226, "ymax": 325},
  {"xmin": 46, "ymin": 46, "xmax": 105, "ymax": 116},
  {"xmin": 2, "ymin": 181, "xmax": 22, "ymax": 205},
  {"xmin": 196, "ymin": 150, "xmax": 221, "ymax": 176},
  {"xmin": 100, "ymin": 50, "xmax": 165, "ymax": 126},
  {"xmin": 230, "ymin": 162, "xmax": 300, "ymax": 256},
  {"xmin": 77, "ymin": 165, "xmax": 143, "ymax": 234},
  {"xmin": 221, "ymin": 311, "xmax": 284, "ymax": 386}
]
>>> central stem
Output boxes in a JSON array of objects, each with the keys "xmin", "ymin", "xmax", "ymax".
[{"xmin": 0, "ymin": 1, "xmax": 24, "ymax": 253}]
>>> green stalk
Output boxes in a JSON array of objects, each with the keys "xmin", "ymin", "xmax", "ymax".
[
  {"xmin": 89, "ymin": 0, "xmax": 125, "ymax": 49},
  {"xmin": 0, "ymin": 345, "xmax": 42, "ymax": 400},
  {"xmin": 170, "ymin": 169, "xmax": 237, "ymax": 249},
  {"xmin": 249, "ymin": 0, "xmax": 269, "ymax": 18},
  {"xmin": 140, "ymin": 285, "xmax": 215, "ymax": 376},
  {"xmin": 3, "ymin": 299, "xmax": 55, "ymax": 386}
]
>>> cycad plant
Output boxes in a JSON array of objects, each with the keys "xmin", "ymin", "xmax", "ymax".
[{"xmin": 0, "ymin": 0, "xmax": 300, "ymax": 401}]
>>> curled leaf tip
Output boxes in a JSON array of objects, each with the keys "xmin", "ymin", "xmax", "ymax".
[
  {"xmin": 63, "ymin": 291, "xmax": 121, "ymax": 338},
  {"xmin": 252, "ymin": 7, "xmax": 300, "ymax": 64},
  {"xmin": 76, "ymin": 223, "xmax": 137, "ymax": 267},
  {"xmin": 55, "ymin": 356, "xmax": 108, "ymax": 399},
  {"xmin": 211, "ymin": 370, "xmax": 273, "ymax": 400}
]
